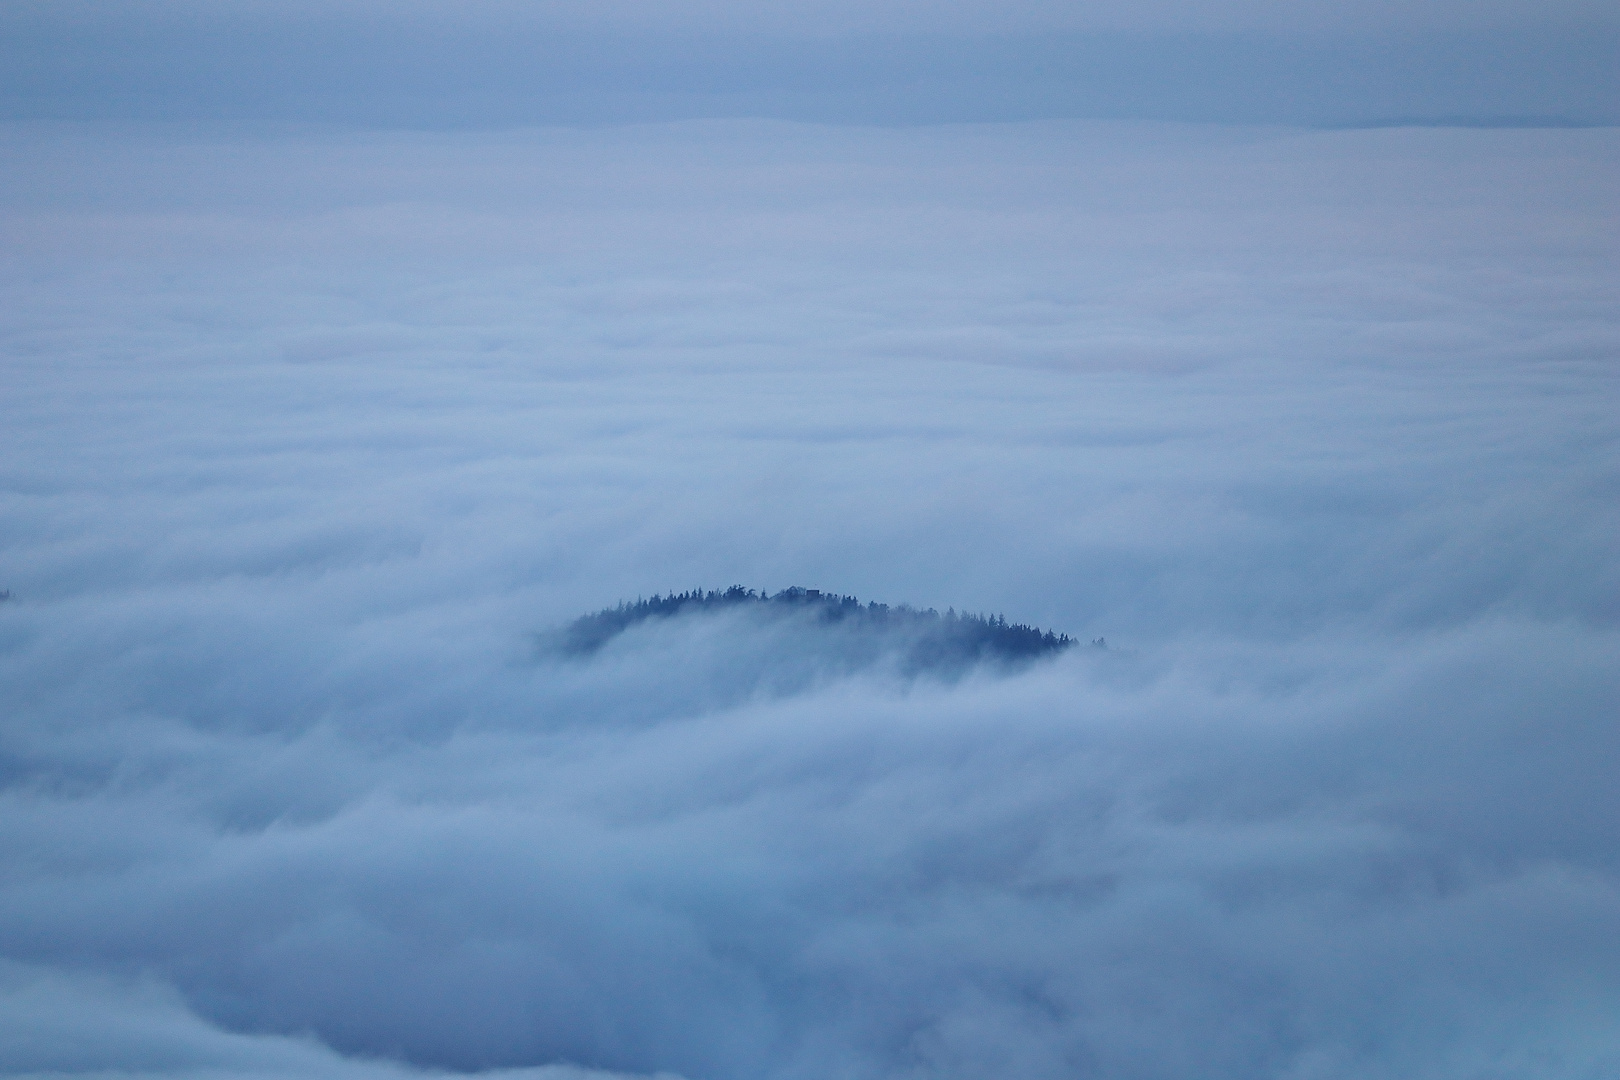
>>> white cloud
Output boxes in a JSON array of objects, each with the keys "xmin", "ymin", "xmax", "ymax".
[{"xmin": 0, "ymin": 118, "xmax": 1617, "ymax": 1078}]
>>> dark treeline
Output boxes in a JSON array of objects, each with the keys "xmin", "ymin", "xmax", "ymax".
[{"xmin": 559, "ymin": 585, "xmax": 1075, "ymax": 669}]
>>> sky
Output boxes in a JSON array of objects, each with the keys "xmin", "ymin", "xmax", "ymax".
[
  {"xmin": 3, "ymin": 0, "xmax": 1618, "ymax": 126},
  {"xmin": 2, "ymin": 6, "xmax": 1620, "ymax": 1080}
]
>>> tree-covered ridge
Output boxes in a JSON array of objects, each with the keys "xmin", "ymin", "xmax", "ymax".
[{"xmin": 560, "ymin": 585, "xmax": 1074, "ymax": 667}]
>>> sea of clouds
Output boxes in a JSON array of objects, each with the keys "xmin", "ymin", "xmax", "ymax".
[{"xmin": 1, "ymin": 119, "xmax": 1618, "ymax": 1079}]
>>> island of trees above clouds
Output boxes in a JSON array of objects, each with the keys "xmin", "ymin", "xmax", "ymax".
[{"xmin": 555, "ymin": 585, "xmax": 1091, "ymax": 675}]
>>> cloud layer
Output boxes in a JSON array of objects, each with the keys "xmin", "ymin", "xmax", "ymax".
[{"xmin": 1, "ymin": 119, "xmax": 1618, "ymax": 1079}]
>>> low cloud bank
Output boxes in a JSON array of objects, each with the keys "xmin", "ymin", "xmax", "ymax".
[{"xmin": 0, "ymin": 120, "xmax": 1617, "ymax": 1078}]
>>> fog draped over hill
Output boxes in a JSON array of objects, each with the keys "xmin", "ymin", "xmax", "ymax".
[{"xmin": 1, "ymin": 117, "xmax": 1618, "ymax": 1079}]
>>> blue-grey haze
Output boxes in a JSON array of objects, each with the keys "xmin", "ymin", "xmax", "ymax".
[
  {"xmin": 0, "ymin": 37, "xmax": 1618, "ymax": 1080},
  {"xmin": 2, "ymin": 0, "xmax": 1617, "ymax": 127}
]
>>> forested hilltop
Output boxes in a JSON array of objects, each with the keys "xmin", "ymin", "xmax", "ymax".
[{"xmin": 557, "ymin": 585, "xmax": 1076, "ymax": 671}]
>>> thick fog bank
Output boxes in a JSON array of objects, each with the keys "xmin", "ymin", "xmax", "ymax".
[{"xmin": 0, "ymin": 120, "xmax": 1617, "ymax": 1079}]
